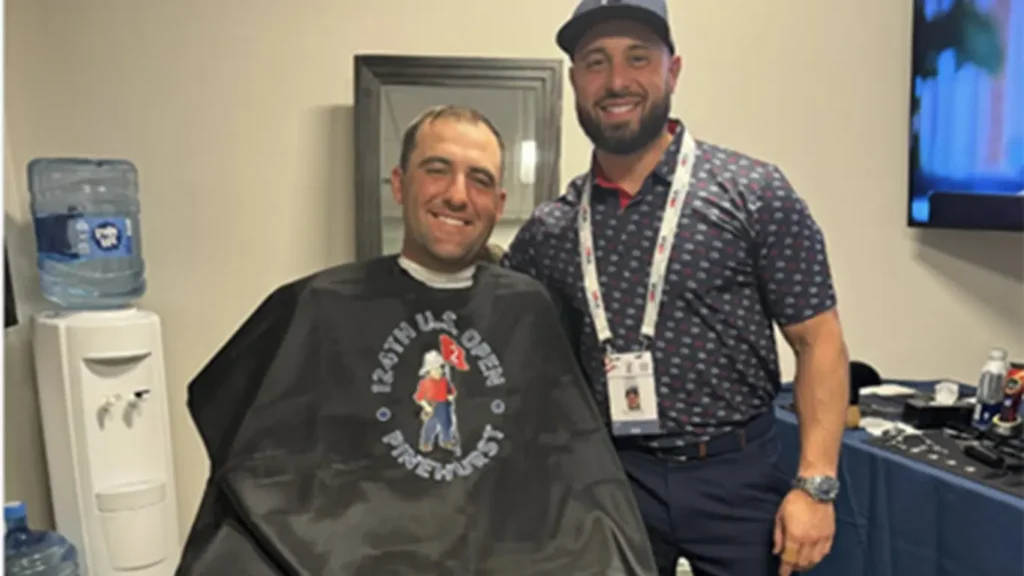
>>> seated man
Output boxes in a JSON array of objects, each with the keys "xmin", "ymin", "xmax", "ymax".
[{"xmin": 176, "ymin": 105, "xmax": 658, "ymax": 576}]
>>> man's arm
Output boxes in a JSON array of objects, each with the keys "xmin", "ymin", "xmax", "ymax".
[
  {"xmin": 780, "ymin": 309, "xmax": 848, "ymax": 477},
  {"xmin": 501, "ymin": 211, "xmax": 585, "ymax": 366},
  {"xmin": 414, "ymin": 380, "xmax": 431, "ymax": 406},
  {"xmin": 753, "ymin": 164, "xmax": 848, "ymax": 478}
]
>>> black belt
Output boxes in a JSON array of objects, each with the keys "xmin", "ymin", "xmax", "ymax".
[{"xmin": 614, "ymin": 410, "xmax": 777, "ymax": 462}]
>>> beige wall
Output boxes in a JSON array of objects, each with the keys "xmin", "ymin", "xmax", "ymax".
[{"xmin": 5, "ymin": 0, "xmax": 1022, "ymax": 541}]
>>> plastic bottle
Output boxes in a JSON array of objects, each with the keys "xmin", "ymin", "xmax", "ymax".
[
  {"xmin": 972, "ymin": 347, "xmax": 1009, "ymax": 429},
  {"xmin": 4, "ymin": 501, "xmax": 80, "ymax": 576},
  {"xmin": 28, "ymin": 158, "xmax": 146, "ymax": 309}
]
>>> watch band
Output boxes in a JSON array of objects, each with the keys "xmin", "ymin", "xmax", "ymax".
[{"xmin": 792, "ymin": 475, "xmax": 840, "ymax": 502}]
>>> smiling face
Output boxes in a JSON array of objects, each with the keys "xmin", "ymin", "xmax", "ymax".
[
  {"xmin": 391, "ymin": 115, "xmax": 506, "ymax": 272},
  {"xmin": 570, "ymin": 19, "xmax": 681, "ymax": 155}
]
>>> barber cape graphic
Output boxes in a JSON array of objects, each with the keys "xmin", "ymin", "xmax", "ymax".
[
  {"xmin": 175, "ymin": 257, "xmax": 661, "ymax": 575},
  {"xmin": 414, "ymin": 335, "xmax": 470, "ymax": 457}
]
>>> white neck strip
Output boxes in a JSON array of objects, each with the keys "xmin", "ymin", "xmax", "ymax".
[{"xmin": 398, "ymin": 256, "xmax": 475, "ymax": 290}]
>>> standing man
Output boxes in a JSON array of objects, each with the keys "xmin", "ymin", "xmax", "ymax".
[{"xmin": 502, "ymin": 2, "xmax": 850, "ymax": 575}]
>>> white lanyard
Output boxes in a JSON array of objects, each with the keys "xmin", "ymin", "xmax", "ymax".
[{"xmin": 578, "ymin": 130, "xmax": 697, "ymax": 353}]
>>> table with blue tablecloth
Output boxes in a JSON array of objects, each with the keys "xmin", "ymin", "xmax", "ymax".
[{"xmin": 773, "ymin": 381, "xmax": 1024, "ymax": 576}]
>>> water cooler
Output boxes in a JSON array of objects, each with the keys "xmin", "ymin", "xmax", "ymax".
[{"xmin": 32, "ymin": 308, "xmax": 181, "ymax": 576}]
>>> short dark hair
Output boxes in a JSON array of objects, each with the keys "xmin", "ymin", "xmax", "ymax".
[{"xmin": 399, "ymin": 105, "xmax": 506, "ymax": 180}]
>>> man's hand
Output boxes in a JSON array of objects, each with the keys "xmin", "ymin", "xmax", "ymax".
[{"xmin": 773, "ymin": 489, "xmax": 835, "ymax": 575}]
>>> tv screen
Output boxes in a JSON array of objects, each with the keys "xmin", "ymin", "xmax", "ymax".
[{"xmin": 908, "ymin": 0, "xmax": 1024, "ymax": 231}]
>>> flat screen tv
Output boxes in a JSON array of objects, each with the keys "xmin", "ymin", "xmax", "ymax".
[{"xmin": 908, "ymin": 0, "xmax": 1024, "ymax": 231}]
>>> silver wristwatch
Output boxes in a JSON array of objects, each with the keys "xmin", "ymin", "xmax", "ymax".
[{"xmin": 792, "ymin": 475, "xmax": 840, "ymax": 503}]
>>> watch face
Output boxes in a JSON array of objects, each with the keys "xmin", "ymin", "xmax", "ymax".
[
  {"xmin": 796, "ymin": 476, "xmax": 840, "ymax": 500},
  {"xmin": 810, "ymin": 477, "xmax": 840, "ymax": 499}
]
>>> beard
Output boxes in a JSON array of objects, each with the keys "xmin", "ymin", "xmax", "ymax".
[{"xmin": 577, "ymin": 92, "xmax": 671, "ymax": 155}]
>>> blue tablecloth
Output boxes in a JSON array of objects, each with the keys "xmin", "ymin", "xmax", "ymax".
[{"xmin": 774, "ymin": 382, "xmax": 1024, "ymax": 576}]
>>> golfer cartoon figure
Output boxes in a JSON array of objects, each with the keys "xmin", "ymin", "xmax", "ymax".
[{"xmin": 415, "ymin": 349, "xmax": 459, "ymax": 454}]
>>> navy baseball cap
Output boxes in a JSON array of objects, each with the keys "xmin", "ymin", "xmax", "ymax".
[{"xmin": 556, "ymin": 0, "xmax": 675, "ymax": 57}]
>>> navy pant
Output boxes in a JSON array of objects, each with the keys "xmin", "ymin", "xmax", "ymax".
[{"xmin": 617, "ymin": 424, "xmax": 792, "ymax": 576}]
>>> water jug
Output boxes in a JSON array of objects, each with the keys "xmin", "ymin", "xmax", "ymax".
[
  {"xmin": 4, "ymin": 501, "xmax": 80, "ymax": 576},
  {"xmin": 28, "ymin": 158, "xmax": 146, "ymax": 309}
]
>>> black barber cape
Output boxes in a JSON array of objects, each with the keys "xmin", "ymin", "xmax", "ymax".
[{"xmin": 177, "ymin": 256, "xmax": 658, "ymax": 576}]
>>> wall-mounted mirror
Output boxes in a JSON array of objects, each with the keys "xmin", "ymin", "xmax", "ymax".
[{"xmin": 353, "ymin": 55, "xmax": 563, "ymax": 261}]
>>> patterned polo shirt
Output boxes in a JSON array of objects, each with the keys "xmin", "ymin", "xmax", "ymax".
[{"xmin": 501, "ymin": 119, "xmax": 838, "ymax": 446}]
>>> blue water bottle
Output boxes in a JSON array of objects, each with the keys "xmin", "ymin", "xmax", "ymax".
[
  {"xmin": 4, "ymin": 501, "xmax": 80, "ymax": 576},
  {"xmin": 28, "ymin": 158, "xmax": 147, "ymax": 309}
]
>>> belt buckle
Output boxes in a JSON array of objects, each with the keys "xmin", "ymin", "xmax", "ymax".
[
  {"xmin": 655, "ymin": 446, "xmax": 689, "ymax": 463},
  {"xmin": 669, "ymin": 443, "xmax": 705, "ymax": 462}
]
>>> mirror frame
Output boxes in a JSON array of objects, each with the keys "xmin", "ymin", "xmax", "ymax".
[
  {"xmin": 4, "ymin": 244, "xmax": 16, "ymax": 329},
  {"xmin": 353, "ymin": 54, "xmax": 564, "ymax": 261}
]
